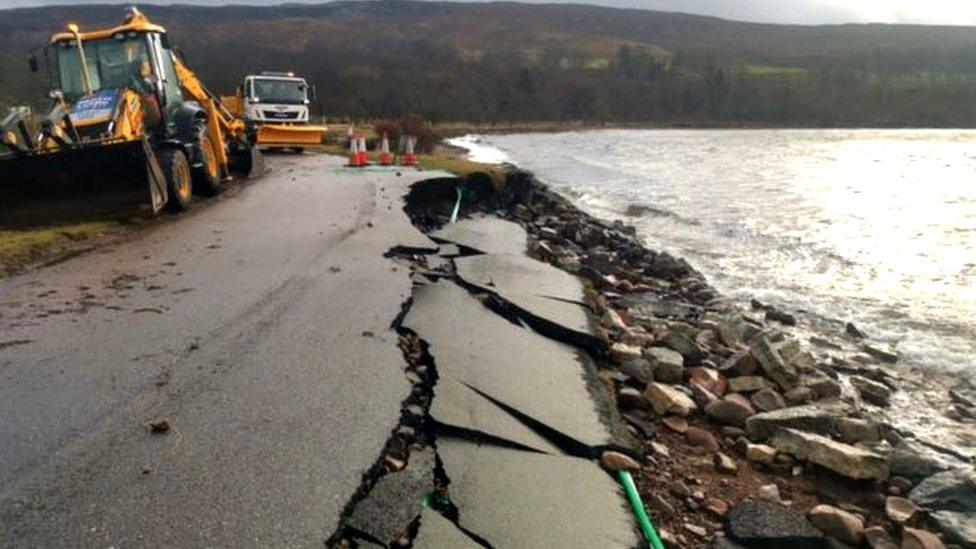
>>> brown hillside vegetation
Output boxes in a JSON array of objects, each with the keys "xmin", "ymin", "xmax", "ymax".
[{"xmin": 2, "ymin": 1, "xmax": 976, "ymax": 125}]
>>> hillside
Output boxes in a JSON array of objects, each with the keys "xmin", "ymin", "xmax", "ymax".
[{"xmin": 2, "ymin": 1, "xmax": 976, "ymax": 125}]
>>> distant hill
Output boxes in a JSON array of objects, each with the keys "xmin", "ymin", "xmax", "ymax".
[{"xmin": 3, "ymin": 1, "xmax": 976, "ymax": 126}]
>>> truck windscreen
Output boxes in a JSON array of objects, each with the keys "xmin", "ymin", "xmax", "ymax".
[{"xmin": 251, "ymin": 79, "xmax": 306, "ymax": 104}]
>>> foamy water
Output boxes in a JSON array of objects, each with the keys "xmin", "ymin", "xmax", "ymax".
[{"xmin": 449, "ymin": 130, "xmax": 976, "ymax": 377}]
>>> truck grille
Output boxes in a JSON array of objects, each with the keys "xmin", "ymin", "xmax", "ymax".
[{"xmin": 262, "ymin": 111, "xmax": 299, "ymax": 120}]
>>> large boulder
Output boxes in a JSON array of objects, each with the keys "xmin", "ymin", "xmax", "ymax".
[
  {"xmin": 930, "ymin": 510, "xmax": 976, "ymax": 547},
  {"xmin": 705, "ymin": 394, "xmax": 756, "ymax": 427},
  {"xmin": 745, "ymin": 403, "xmax": 850, "ymax": 441},
  {"xmin": 725, "ymin": 501, "xmax": 826, "ymax": 548},
  {"xmin": 901, "ymin": 527, "xmax": 946, "ymax": 549},
  {"xmin": 889, "ymin": 442, "xmax": 950, "ymax": 480},
  {"xmin": 770, "ymin": 428, "xmax": 889, "ymax": 480},
  {"xmin": 850, "ymin": 375, "xmax": 892, "ymax": 407},
  {"xmin": 660, "ymin": 331, "xmax": 704, "ymax": 363},
  {"xmin": 807, "ymin": 504, "xmax": 864, "ymax": 546},
  {"xmin": 644, "ymin": 347, "xmax": 685, "ymax": 383},
  {"xmin": 750, "ymin": 337, "xmax": 800, "ymax": 390},
  {"xmin": 909, "ymin": 468, "xmax": 976, "ymax": 512},
  {"xmin": 728, "ymin": 376, "xmax": 770, "ymax": 393},
  {"xmin": 644, "ymin": 382, "xmax": 697, "ymax": 417}
]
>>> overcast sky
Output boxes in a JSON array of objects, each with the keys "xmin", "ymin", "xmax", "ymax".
[{"xmin": 2, "ymin": 0, "xmax": 975, "ymax": 26}]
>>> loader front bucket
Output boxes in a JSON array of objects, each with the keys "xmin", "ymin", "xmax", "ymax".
[
  {"xmin": 0, "ymin": 138, "xmax": 167, "ymax": 222},
  {"xmin": 255, "ymin": 124, "xmax": 326, "ymax": 148}
]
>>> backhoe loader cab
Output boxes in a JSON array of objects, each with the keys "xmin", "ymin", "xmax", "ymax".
[{"xmin": 1, "ymin": 8, "xmax": 259, "ymax": 216}]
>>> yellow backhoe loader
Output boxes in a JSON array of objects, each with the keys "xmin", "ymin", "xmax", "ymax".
[{"xmin": 0, "ymin": 8, "xmax": 262, "ymax": 214}]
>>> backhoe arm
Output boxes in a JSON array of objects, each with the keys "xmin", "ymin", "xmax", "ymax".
[{"xmin": 173, "ymin": 55, "xmax": 248, "ymax": 167}]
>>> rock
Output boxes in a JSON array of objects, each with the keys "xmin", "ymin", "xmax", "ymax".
[
  {"xmin": 690, "ymin": 366, "xmax": 727, "ymax": 396},
  {"xmin": 645, "ymin": 346, "xmax": 685, "ymax": 383},
  {"xmin": 147, "ymin": 418, "xmax": 170, "ymax": 433},
  {"xmin": 751, "ymin": 388, "xmax": 787, "ymax": 412},
  {"xmin": 645, "ymin": 382, "xmax": 698, "ymax": 417},
  {"xmin": 618, "ymin": 358, "xmax": 655, "ymax": 385},
  {"xmin": 885, "ymin": 496, "xmax": 917, "ymax": 523},
  {"xmin": 714, "ymin": 452, "xmax": 738, "ymax": 474},
  {"xmin": 766, "ymin": 309, "xmax": 797, "ymax": 326},
  {"xmin": 835, "ymin": 418, "xmax": 881, "ymax": 444},
  {"xmin": 757, "ymin": 483, "xmax": 782, "ymax": 503},
  {"xmin": 722, "ymin": 350, "xmax": 760, "ymax": 377},
  {"xmin": 851, "ymin": 376, "xmax": 892, "ymax": 407},
  {"xmin": 622, "ymin": 412, "xmax": 656, "ymax": 438},
  {"xmin": 705, "ymin": 498, "xmax": 730, "ymax": 518},
  {"xmin": 807, "ymin": 504, "xmax": 865, "ymax": 546},
  {"xmin": 889, "ymin": 442, "xmax": 950, "ymax": 480},
  {"xmin": 901, "ymin": 527, "xmax": 946, "ymax": 549},
  {"xmin": 690, "ymin": 381, "xmax": 721, "ymax": 409},
  {"xmin": 784, "ymin": 386, "xmax": 817, "ymax": 405},
  {"xmin": 807, "ymin": 377, "xmax": 843, "ymax": 399},
  {"xmin": 661, "ymin": 331, "xmax": 704, "ymax": 363},
  {"xmin": 747, "ymin": 443, "xmax": 778, "ymax": 464},
  {"xmin": 770, "ymin": 428, "xmax": 889, "ymax": 480},
  {"xmin": 601, "ymin": 308, "xmax": 628, "ymax": 330},
  {"xmin": 722, "ymin": 426, "xmax": 746, "ymax": 438},
  {"xmin": 663, "ymin": 416, "xmax": 689, "ymax": 433},
  {"xmin": 862, "ymin": 344, "xmax": 898, "ymax": 364},
  {"xmin": 728, "ymin": 376, "xmax": 770, "ymax": 393},
  {"xmin": 929, "ymin": 510, "xmax": 976, "ymax": 547},
  {"xmin": 745, "ymin": 403, "xmax": 849, "ymax": 441},
  {"xmin": 751, "ymin": 337, "xmax": 800, "ymax": 390},
  {"xmin": 846, "ymin": 322, "xmax": 866, "ymax": 339},
  {"xmin": 725, "ymin": 501, "xmax": 824, "ymax": 548},
  {"xmin": 908, "ymin": 468, "xmax": 976, "ymax": 512},
  {"xmin": 650, "ymin": 441, "xmax": 670, "ymax": 458},
  {"xmin": 687, "ymin": 426, "xmax": 721, "ymax": 452},
  {"xmin": 864, "ymin": 526, "xmax": 899, "ymax": 549},
  {"xmin": 600, "ymin": 450, "xmax": 641, "ymax": 472},
  {"xmin": 705, "ymin": 394, "xmax": 756, "ymax": 427},
  {"xmin": 611, "ymin": 342, "xmax": 643, "ymax": 364},
  {"xmin": 617, "ymin": 386, "xmax": 650, "ymax": 411}
]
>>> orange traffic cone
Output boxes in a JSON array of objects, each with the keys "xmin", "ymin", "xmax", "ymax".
[
  {"xmin": 347, "ymin": 137, "xmax": 362, "ymax": 167},
  {"xmin": 357, "ymin": 134, "xmax": 368, "ymax": 166},
  {"xmin": 378, "ymin": 133, "xmax": 393, "ymax": 166},
  {"xmin": 402, "ymin": 135, "xmax": 417, "ymax": 166}
]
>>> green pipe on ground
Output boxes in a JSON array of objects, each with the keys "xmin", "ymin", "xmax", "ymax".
[{"xmin": 618, "ymin": 470, "xmax": 666, "ymax": 549}]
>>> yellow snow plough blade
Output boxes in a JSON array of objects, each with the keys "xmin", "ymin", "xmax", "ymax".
[{"xmin": 255, "ymin": 124, "xmax": 326, "ymax": 147}]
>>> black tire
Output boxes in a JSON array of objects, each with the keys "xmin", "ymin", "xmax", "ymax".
[
  {"xmin": 160, "ymin": 148, "xmax": 193, "ymax": 212},
  {"xmin": 191, "ymin": 120, "xmax": 222, "ymax": 196},
  {"xmin": 292, "ymin": 147, "xmax": 305, "ymax": 154}
]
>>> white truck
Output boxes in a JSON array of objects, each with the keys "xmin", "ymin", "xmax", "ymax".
[{"xmin": 225, "ymin": 72, "xmax": 326, "ymax": 151}]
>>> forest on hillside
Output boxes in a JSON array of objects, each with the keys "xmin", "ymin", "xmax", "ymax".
[{"xmin": 2, "ymin": 1, "xmax": 976, "ymax": 126}]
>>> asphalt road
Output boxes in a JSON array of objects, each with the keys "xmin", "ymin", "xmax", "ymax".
[{"xmin": 0, "ymin": 155, "xmax": 440, "ymax": 547}]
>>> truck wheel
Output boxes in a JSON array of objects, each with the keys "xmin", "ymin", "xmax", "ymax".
[
  {"xmin": 160, "ymin": 148, "xmax": 193, "ymax": 212},
  {"xmin": 192, "ymin": 121, "xmax": 222, "ymax": 196}
]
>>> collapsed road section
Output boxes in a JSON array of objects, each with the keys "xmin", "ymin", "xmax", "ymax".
[{"xmin": 328, "ymin": 194, "xmax": 642, "ymax": 546}]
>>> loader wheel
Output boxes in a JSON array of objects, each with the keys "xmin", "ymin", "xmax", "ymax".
[
  {"xmin": 192, "ymin": 122, "xmax": 222, "ymax": 196},
  {"xmin": 160, "ymin": 148, "xmax": 193, "ymax": 212}
]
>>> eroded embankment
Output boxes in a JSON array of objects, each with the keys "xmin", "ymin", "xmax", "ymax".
[
  {"xmin": 332, "ymin": 169, "xmax": 975, "ymax": 548},
  {"xmin": 326, "ymin": 175, "xmax": 644, "ymax": 548}
]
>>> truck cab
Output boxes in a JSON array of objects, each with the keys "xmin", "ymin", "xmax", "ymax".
[{"xmin": 241, "ymin": 72, "xmax": 314, "ymax": 125}]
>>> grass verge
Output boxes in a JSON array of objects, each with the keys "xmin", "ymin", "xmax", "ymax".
[{"xmin": 0, "ymin": 220, "xmax": 119, "ymax": 276}]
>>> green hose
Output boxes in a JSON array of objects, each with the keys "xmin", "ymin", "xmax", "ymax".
[
  {"xmin": 449, "ymin": 186, "xmax": 463, "ymax": 223},
  {"xmin": 618, "ymin": 470, "xmax": 666, "ymax": 549}
]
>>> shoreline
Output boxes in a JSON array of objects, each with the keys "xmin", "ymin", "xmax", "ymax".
[
  {"xmin": 421, "ymin": 147, "xmax": 975, "ymax": 546},
  {"xmin": 434, "ymin": 122, "xmax": 976, "ymax": 138}
]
